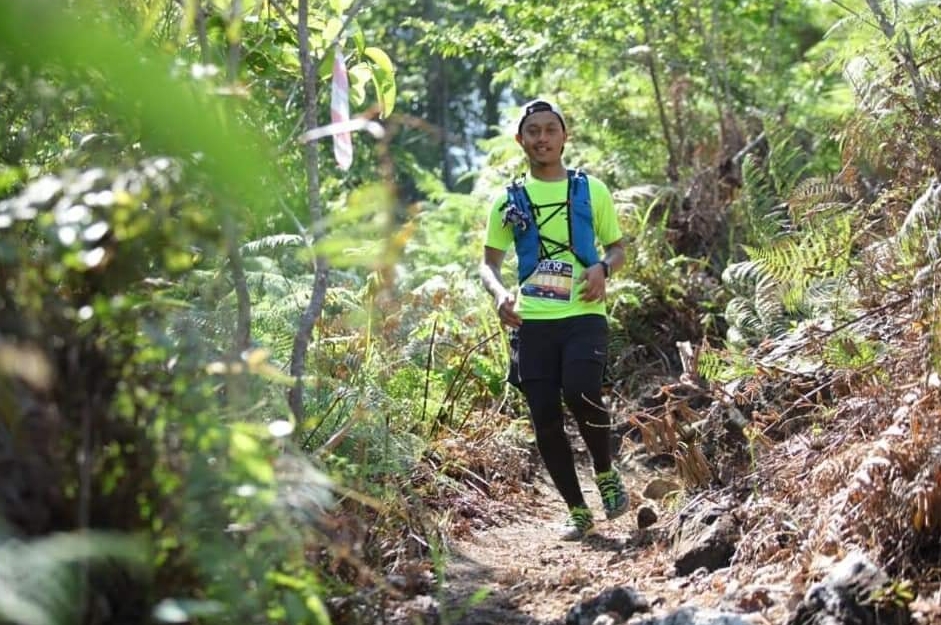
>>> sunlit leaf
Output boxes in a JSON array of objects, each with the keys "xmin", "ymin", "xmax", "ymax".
[
  {"xmin": 363, "ymin": 46, "xmax": 396, "ymax": 117},
  {"xmin": 352, "ymin": 28, "xmax": 366, "ymax": 55},
  {"xmin": 348, "ymin": 62, "xmax": 371, "ymax": 106},
  {"xmin": 329, "ymin": 0, "xmax": 354, "ymax": 14},
  {"xmin": 0, "ymin": 0, "xmax": 280, "ymax": 212},
  {"xmin": 0, "ymin": 342, "xmax": 53, "ymax": 390},
  {"xmin": 268, "ymin": 420, "xmax": 294, "ymax": 437},
  {"xmin": 323, "ymin": 17, "xmax": 344, "ymax": 48},
  {"xmin": 153, "ymin": 599, "xmax": 225, "ymax": 623},
  {"xmin": 305, "ymin": 594, "xmax": 331, "ymax": 625}
]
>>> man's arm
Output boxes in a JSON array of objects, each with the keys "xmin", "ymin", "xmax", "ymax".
[
  {"xmin": 480, "ymin": 246, "xmax": 521, "ymax": 328},
  {"xmin": 579, "ymin": 238, "xmax": 626, "ymax": 302},
  {"xmin": 601, "ymin": 238, "xmax": 626, "ymax": 275}
]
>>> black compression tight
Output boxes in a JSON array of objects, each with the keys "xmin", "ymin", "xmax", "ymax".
[{"xmin": 522, "ymin": 359, "xmax": 612, "ymax": 510}]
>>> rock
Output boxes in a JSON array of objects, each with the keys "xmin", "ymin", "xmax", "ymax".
[
  {"xmin": 644, "ymin": 478, "xmax": 681, "ymax": 500},
  {"xmin": 386, "ymin": 595, "xmax": 440, "ymax": 625},
  {"xmin": 630, "ymin": 450, "xmax": 676, "ymax": 470},
  {"xmin": 787, "ymin": 552, "xmax": 912, "ymax": 625},
  {"xmin": 565, "ymin": 587, "xmax": 649, "ymax": 625},
  {"xmin": 637, "ymin": 505, "xmax": 659, "ymax": 529},
  {"xmin": 672, "ymin": 502, "xmax": 739, "ymax": 576},
  {"xmin": 634, "ymin": 606, "xmax": 752, "ymax": 624}
]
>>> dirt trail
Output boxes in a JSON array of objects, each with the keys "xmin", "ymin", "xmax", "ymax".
[{"xmin": 440, "ymin": 443, "xmax": 722, "ymax": 625}]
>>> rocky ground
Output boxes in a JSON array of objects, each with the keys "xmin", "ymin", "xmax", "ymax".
[
  {"xmin": 437, "ymin": 435, "xmax": 788, "ymax": 625},
  {"xmin": 380, "ymin": 262, "xmax": 941, "ymax": 625},
  {"xmin": 383, "ymin": 388, "xmax": 941, "ymax": 625}
]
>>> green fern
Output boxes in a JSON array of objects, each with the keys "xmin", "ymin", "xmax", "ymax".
[
  {"xmin": 898, "ymin": 181, "xmax": 941, "ymax": 265},
  {"xmin": 732, "ymin": 154, "xmax": 788, "ymax": 249},
  {"xmin": 789, "ymin": 177, "xmax": 856, "ymax": 223},
  {"xmin": 743, "ymin": 212, "xmax": 853, "ymax": 310},
  {"xmin": 723, "ymin": 211, "xmax": 855, "ymax": 343},
  {"xmin": 697, "ymin": 347, "xmax": 757, "ymax": 382},
  {"xmin": 240, "ymin": 233, "xmax": 304, "ymax": 256},
  {"xmin": 823, "ymin": 331, "xmax": 883, "ymax": 370}
]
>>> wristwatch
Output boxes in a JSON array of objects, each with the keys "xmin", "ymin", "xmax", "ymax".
[{"xmin": 600, "ymin": 260, "xmax": 610, "ymax": 278}]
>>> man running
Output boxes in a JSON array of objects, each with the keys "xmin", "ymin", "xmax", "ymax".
[{"xmin": 479, "ymin": 98, "xmax": 629, "ymax": 540}]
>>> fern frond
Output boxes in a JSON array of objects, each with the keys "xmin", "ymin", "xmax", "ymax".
[
  {"xmin": 790, "ymin": 177, "xmax": 855, "ymax": 203},
  {"xmin": 725, "ymin": 210, "xmax": 856, "ymax": 342},
  {"xmin": 897, "ymin": 180, "xmax": 941, "ymax": 263},
  {"xmin": 243, "ymin": 270, "xmax": 297, "ymax": 298},
  {"xmin": 733, "ymin": 155, "xmax": 788, "ymax": 247},
  {"xmin": 765, "ymin": 129, "xmax": 810, "ymax": 197},
  {"xmin": 790, "ymin": 177, "xmax": 856, "ymax": 222},
  {"xmin": 725, "ymin": 297, "xmax": 764, "ymax": 336},
  {"xmin": 754, "ymin": 273, "xmax": 788, "ymax": 334},
  {"xmin": 721, "ymin": 259, "xmax": 765, "ymax": 292},
  {"xmin": 823, "ymin": 331, "xmax": 883, "ymax": 369},
  {"xmin": 241, "ymin": 234, "xmax": 305, "ymax": 256},
  {"xmin": 697, "ymin": 347, "xmax": 756, "ymax": 382},
  {"xmin": 800, "ymin": 277, "xmax": 858, "ymax": 318}
]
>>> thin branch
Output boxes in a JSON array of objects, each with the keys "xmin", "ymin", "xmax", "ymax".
[
  {"xmin": 421, "ymin": 316, "xmax": 438, "ymax": 425},
  {"xmin": 732, "ymin": 132, "xmax": 767, "ymax": 166},
  {"xmin": 829, "ymin": 0, "xmax": 880, "ymax": 30},
  {"xmin": 767, "ymin": 295, "xmax": 911, "ymax": 362},
  {"xmin": 267, "ymin": 0, "xmax": 297, "ymax": 30},
  {"xmin": 323, "ymin": 0, "xmax": 371, "ymax": 57},
  {"xmin": 315, "ymin": 412, "xmax": 362, "ymax": 456}
]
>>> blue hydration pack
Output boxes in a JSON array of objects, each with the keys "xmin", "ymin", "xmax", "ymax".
[{"xmin": 503, "ymin": 168, "xmax": 599, "ymax": 283}]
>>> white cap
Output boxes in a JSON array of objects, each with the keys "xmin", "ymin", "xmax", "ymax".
[{"xmin": 516, "ymin": 99, "xmax": 566, "ymax": 134}]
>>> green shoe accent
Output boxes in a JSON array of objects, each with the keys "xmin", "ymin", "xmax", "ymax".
[
  {"xmin": 596, "ymin": 469, "xmax": 628, "ymax": 520},
  {"xmin": 560, "ymin": 506, "xmax": 595, "ymax": 541}
]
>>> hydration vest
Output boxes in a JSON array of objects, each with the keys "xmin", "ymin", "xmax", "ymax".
[{"xmin": 504, "ymin": 168, "xmax": 599, "ymax": 283}]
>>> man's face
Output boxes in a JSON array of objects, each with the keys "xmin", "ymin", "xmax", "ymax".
[{"xmin": 516, "ymin": 111, "xmax": 566, "ymax": 167}]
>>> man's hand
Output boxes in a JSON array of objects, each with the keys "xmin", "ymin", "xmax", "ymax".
[
  {"xmin": 578, "ymin": 263, "xmax": 607, "ymax": 302},
  {"xmin": 481, "ymin": 246, "xmax": 521, "ymax": 328},
  {"xmin": 495, "ymin": 291, "xmax": 522, "ymax": 328}
]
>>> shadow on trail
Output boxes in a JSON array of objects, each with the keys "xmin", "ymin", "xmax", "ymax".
[
  {"xmin": 583, "ymin": 532, "xmax": 628, "ymax": 553},
  {"xmin": 443, "ymin": 551, "xmax": 557, "ymax": 625}
]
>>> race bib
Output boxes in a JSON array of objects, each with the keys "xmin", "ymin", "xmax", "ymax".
[{"xmin": 520, "ymin": 259, "xmax": 573, "ymax": 301}]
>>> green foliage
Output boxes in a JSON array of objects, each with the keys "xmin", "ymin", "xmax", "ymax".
[
  {"xmin": 821, "ymin": 0, "xmax": 941, "ymax": 173},
  {"xmin": 823, "ymin": 331, "xmax": 883, "ymax": 370},
  {"xmin": 6, "ymin": 0, "xmax": 938, "ymax": 621},
  {"xmin": 0, "ymin": 530, "xmax": 149, "ymax": 625},
  {"xmin": 0, "ymin": 0, "xmax": 281, "ymax": 212},
  {"xmin": 726, "ymin": 129, "xmax": 811, "ymax": 255},
  {"xmin": 722, "ymin": 209, "xmax": 856, "ymax": 344},
  {"xmin": 697, "ymin": 346, "xmax": 756, "ymax": 382},
  {"xmin": 0, "ymin": 1, "xmax": 408, "ymax": 621},
  {"xmin": 720, "ymin": 124, "xmax": 863, "ymax": 345}
]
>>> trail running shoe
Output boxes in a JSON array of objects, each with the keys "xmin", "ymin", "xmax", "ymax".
[
  {"xmin": 596, "ymin": 469, "xmax": 629, "ymax": 520},
  {"xmin": 559, "ymin": 506, "xmax": 595, "ymax": 541}
]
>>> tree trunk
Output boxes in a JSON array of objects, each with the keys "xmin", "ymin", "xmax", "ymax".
[
  {"xmin": 226, "ymin": 0, "xmax": 243, "ymax": 82},
  {"xmin": 221, "ymin": 2, "xmax": 251, "ymax": 355},
  {"xmin": 439, "ymin": 56, "xmax": 451, "ymax": 190},
  {"xmin": 229, "ymin": 237, "xmax": 251, "ymax": 353},
  {"xmin": 864, "ymin": 0, "xmax": 926, "ymax": 108},
  {"xmin": 288, "ymin": 0, "xmax": 330, "ymax": 420},
  {"xmin": 480, "ymin": 69, "xmax": 501, "ymax": 139},
  {"xmin": 195, "ymin": 2, "xmax": 210, "ymax": 64},
  {"xmin": 638, "ymin": 0, "xmax": 679, "ymax": 182}
]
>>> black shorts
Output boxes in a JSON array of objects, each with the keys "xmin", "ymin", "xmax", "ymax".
[{"xmin": 515, "ymin": 314, "xmax": 608, "ymax": 384}]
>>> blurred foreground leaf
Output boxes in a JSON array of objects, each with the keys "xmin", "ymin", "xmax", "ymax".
[{"xmin": 0, "ymin": 0, "xmax": 280, "ymax": 211}]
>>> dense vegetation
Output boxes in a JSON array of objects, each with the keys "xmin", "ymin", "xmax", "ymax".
[{"xmin": 1, "ymin": 0, "xmax": 939, "ymax": 623}]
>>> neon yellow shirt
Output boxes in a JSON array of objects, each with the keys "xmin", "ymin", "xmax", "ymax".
[{"xmin": 485, "ymin": 173, "xmax": 622, "ymax": 320}]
